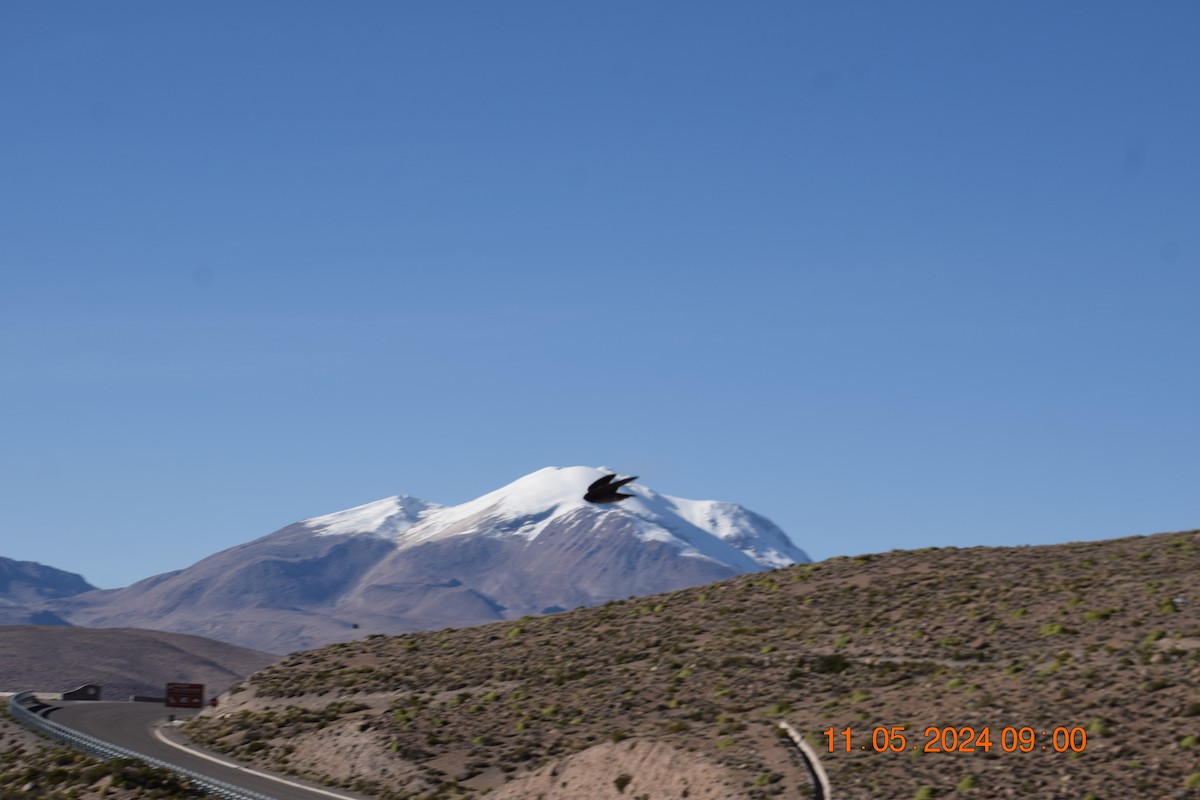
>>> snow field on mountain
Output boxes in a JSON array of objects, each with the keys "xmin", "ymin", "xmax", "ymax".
[{"xmin": 303, "ymin": 466, "xmax": 807, "ymax": 569}]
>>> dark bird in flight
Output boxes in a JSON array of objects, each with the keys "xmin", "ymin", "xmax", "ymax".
[{"xmin": 584, "ymin": 473, "xmax": 639, "ymax": 504}]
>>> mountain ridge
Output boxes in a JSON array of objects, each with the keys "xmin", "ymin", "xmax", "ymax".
[{"xmin": 0, "ymin": 556, "xmax": 94, "ymax": 626}]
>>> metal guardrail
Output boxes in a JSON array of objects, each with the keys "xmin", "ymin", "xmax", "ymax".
[{"xmin": 8, "ymin": 691, "xmax": 277, "ymax": 800}]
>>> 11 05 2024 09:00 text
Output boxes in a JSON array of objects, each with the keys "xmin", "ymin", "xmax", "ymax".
[{"xmin": 824, "ymin": 726, "xmax": 1087, "ymax": 754}]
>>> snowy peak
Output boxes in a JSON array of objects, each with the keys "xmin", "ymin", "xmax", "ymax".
[
  {"xmin": 300, "ymin": 466, "xmax": 808, "ymax": 570},
  {"xmin": 304, "ymin": 494, "xmax": 445, "ymax": 538}
]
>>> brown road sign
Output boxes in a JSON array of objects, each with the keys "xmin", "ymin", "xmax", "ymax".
[{"xmin": 165, "ymin": 683, "xmax": 205, "ymax": 708}]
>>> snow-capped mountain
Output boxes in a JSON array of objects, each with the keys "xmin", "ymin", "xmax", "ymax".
[
  {"xmin": 46, "ymin": 467, "xmax": 808, "ymax": 653},
  {"xmin": 305, "ymin": 467, "xmax": 803, "ymax": 569}
]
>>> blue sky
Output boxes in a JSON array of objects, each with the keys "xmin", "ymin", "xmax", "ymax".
[{"xmin": 2, "ymin": 2, "xmax": 1197, "ymax": 589}]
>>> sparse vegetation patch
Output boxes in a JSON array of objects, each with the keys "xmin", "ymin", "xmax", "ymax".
[{"xmin": 180, "ymin": 529, "xmax": 1198, "ymax": 799}]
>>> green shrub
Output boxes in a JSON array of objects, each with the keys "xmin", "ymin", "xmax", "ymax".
[{"xmin": 1083, "ymin": 608, "xmax": 1119, "ymax": 622}]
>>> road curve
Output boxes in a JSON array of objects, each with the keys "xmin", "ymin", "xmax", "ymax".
[{"xmin": 46, "ymin": 701, "xmax": 371, "ymax": 800}]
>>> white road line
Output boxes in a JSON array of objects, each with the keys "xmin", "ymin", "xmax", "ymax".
[
  {"xmin": 152, "ymin": 725, "xmax": 360, "ymax": 800},
  {"xmin": 779, "ymin": 720, "xmax": 833, "ymax": 800}
]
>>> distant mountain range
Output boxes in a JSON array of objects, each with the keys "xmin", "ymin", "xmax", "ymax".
[
  {"xmin": 0, "ymin": 556, "xmax": 94, "ymax": 626},
  {"xmin": 38, "ymin": 467, "xmax": 809, "ymax": 653}
]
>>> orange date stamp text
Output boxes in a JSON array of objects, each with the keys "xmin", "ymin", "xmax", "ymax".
[{"xmin": 824, "ymin": 725, "xmax": 1087, "ymax": 754}]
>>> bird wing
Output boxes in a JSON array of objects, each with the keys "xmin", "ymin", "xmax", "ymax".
[
  {"xmin": 587, "ymin": 474, "xmax": 617, "ymax": 493},
  {"xmin": 609, "ymin": 475, "xmax": 638, "ymax": 490}
]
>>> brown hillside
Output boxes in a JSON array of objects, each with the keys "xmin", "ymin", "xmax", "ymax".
[
  {"xmin": 0, "ymin": 626, "xmax": 280, "ymax": 701},
  {"xmin": 186, "ymin": 530, "xmax": 1200, "ymax": 799}
]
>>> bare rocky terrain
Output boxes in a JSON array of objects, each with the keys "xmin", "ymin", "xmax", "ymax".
[
  {"xmin": 0, "ymin": 626, "xmax": 280, "ymax": 700},
  {"xmin": 182, "ymin": 529, "xmax": 1200, "ymax": 799}
]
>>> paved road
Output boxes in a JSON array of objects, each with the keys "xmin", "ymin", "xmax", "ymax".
[{"xmin": 45, "ymin": 701, "xmax": 370, "ymax": 800}]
